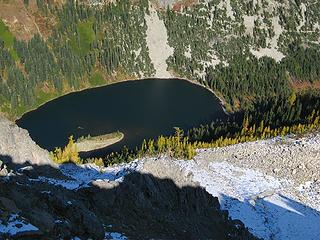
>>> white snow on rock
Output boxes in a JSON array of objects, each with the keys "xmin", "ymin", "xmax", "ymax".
[
  {"xmin": 71, "ymin": 237, "xmax": 81, "ymax": 240},
  {"xmin": 250, "ymin": 47, "xmax": 285, "ymax": 62},
  {"xmin": 218, "ymin": 0, "xmax": 235, "ymax": 20},
  {"xmin": 184, "ymin": 45, "xmax": 192, "ymax": 58},
  {"xmin": 145, "ymin": 5, "xmax": 174, "ymax": 78},
  {"xmin": 297, "ymin": 3, "xmax": 306, "ymax": 31},
  {"xmin": 0, "ymin": 214, "xmax": 39, "ymax": 236},
  {"xmin": 32, "ymin": 160, "xmax": 142, "ymax": 190},
  {"xmin": 176, "ymin": 145, "xmax": 320, "ymax": 240},
  {"xmin": 104, "ymin": 231, "xmax": 128, "ymax": 240},
  {"xmin": 243, "ymin": 15, "xmax": 257, "ymax": 36}
]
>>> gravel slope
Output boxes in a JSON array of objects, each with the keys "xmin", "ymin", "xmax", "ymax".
[
  {"xmin": 145, "ymin": 4, "xmax": 173, "ymax": 78},
  {"xmin": 176, "ymin": 133, "xmax": 320, "ymax": 240}
]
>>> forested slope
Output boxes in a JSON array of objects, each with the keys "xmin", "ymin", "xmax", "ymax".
[
  {"xmin": 0, "ymin": 0, "xmax": 154, "ymax": 118},
  {"xmin": 162, "ymin": 0, "xmax": 320, "ymax": 110},
  {"xmin": 0, "ymin": 0, "xmax": 319, "ymax": 119}
]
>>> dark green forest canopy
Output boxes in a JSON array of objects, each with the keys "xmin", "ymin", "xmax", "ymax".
[
  {"xmin": 0, "ymin": 0, "xmax": 154, "ymax": 118},
  {"xmin": 0, "ymin": 0, "xmax": 319, "ymax": 119}
]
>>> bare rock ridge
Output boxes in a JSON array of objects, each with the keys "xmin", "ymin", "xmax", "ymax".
[
  {"xmin": 0, "ymin": 118, "xmax": 256, "ymax": 239},
  {"xmin": 0, "ymin": 161, "xmax": 257, "ymax": 239},
  {"xmin": 0, "ymin": 116, "xmax": 55, "ymax": 168}
]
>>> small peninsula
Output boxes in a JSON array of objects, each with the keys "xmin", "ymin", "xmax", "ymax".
[{"xmin": 75, "ymin": 132, "xmax": 124, "ymax": 153}]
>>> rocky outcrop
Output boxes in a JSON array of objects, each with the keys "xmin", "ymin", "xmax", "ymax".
[
  {"xmin": 83, "ymin": 158, "xmax": 257, "ymax": 239},
  {"xmin": 0, "ymin": 117, "xmax": 55, "ymax": 169},
  {"xmin": 2, "ymin": 117, "xmax": 319, "ymax": 239},
  {"xmin": 0, "ymin": 160, "xmax": 9, "ymax": 177},
  {"xmin": 84, "ymin": 172, "xmax": 255, "ymax": 239},
  {"xmin": 196, "ymin": 133, "xmax": 320, "ymax": 195},
  {"xmin": 0, "ymin": 158, "xmax": 256, "ymax": 239}
]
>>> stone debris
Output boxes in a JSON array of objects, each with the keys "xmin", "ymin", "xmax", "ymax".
[{"xmin": 174, "ymin": 133, "xmax": 320, "ymax": 240}]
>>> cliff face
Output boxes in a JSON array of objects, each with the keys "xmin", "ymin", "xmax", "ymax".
[{"xmin": 0, "ymin": 117, "xmax": 55, "ymax": 168}]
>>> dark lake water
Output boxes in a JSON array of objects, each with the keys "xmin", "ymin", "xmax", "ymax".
[{"xmin": 17, "ymin": 79, "xmax": 226, "ymax": 156}]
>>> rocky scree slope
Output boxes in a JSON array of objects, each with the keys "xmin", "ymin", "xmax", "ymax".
[{"xmin": 177, "ymin": 134, "xmax": 320, "ymax": 240}]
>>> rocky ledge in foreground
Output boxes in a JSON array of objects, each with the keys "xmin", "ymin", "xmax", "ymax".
[
  {"xmin": 0, "ymin": 159, "xmax": 256, "ymax": 240},
  {"xmin": 0, "ymin": 116, "xmax": 255, "ymax": 239}
]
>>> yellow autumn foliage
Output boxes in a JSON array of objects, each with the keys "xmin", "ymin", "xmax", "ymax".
[{"xmin": 50, "ymin": 136, "xmax": 82, "ymax": 164}]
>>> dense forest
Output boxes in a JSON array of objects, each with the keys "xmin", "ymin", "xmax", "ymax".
[
  {"xmin": 163, "ymin": 0, "xmax": 320, "ymax": 111},
  {"xmin": 54, "ymin": 97, "xmax": 319, "ymax": 166},
  {"xmin": 0, "ymin": 0, "xmax": 154, "ymax": 117},
  {"xmin": 92, "ymin": 93, "xmax": 319, "ymax": 166}
]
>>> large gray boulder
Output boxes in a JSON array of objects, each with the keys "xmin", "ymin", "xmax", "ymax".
[{"xmin": 0, "ymin": 116, "xmax": 55, "ymax": 168}]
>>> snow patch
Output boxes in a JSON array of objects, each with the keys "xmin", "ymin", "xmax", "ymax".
[
  {"xmin": 0, "ymin": 214, "xmax": 39, "ymax": 236},
  {"xmin": 177, "ymin": 160, "xmax": 320, "ymax": 240},
  {"xmin": 250, "ymin": 16, "xmax": 284, "ymax": 62},
  {"xmin": 194, "ymin": 50, "xmax": 221, "ymax": 79},
  {"xmin": 218, "ymin": 0, "xmax": 235, "ymax": 20},
  {"xmin": 297, "ymin": 181, "xmax": 320, "ymax": 211},
  {"xmin": 105, "ymin": 231, "xmax": 128, "ymax": 240},
  {"xmin": 184, "ymin": 45, "xmax": 192, "ymax": 58},
  {"xmin": 32, "ymin": 160, "xmax": 142, "ymax": 190},
  {"xmin": 133, "ymin": 48, "xmax": 141, "ymax": 59},
  {"xmin": 243, "ymin": 15, "xmax": 257, "ymax": 36},
  {"xmin": 71, "ymin": 237, "xmax": 81, "ymax": 240},
  {"xmin": 250, "ymin": 47, "xmax": 284, "ymax": 62},
  {"xmin": 297, "ymin": 3, "xmax": 306, "ymax": 31}
]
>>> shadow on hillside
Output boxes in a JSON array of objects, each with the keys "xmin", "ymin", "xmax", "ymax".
[
  {"xmin": 1, "ymin": 154, "xmax": 319, "ymax": 240},
  {"xmin": 217, "ymin": 189, "xmax": 320, "ymax": 240},
  {"xmin": 0, "ymin": 154, "xmax": 257, "ymax": 240}
]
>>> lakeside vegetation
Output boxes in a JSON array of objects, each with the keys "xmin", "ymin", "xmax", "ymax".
[
  {"xmin": 50, "ymin": 136, "xmax": 82, "ymax": 165},
  {"xmin": 50, "ymin": 107, "xmax": 319, "ymax": 166},
  {"xmin": 49, "ymin": 93, "xmax": 320, "ymax": 166},
  {"xmin": 89, "ymin": 92, "xmax": 316, "ymax": 165}
]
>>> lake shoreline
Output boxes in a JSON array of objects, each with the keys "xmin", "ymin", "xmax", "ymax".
[
  {"xmin": 15, "ymin": 77, "xmax": 229, "ymax": 122},
  {"xmin": 17, "ymin": 79, "xmax": 227, "ymax": 155}
]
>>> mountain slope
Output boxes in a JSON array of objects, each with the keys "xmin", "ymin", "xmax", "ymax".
[
  {"xmin": 177, "ymin": 133, "xmax": 320, "ymax": 239},
  {"xmin": 0, "ymin": 0, "xmax": 319, "ymax": 118},
  {"xmin": 1, "ymin": 118, "xmax": 319, "ymax": 239},
  {"xmin": 0, "ymin": 116, "xmax": 54, "ymax": 168}
]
